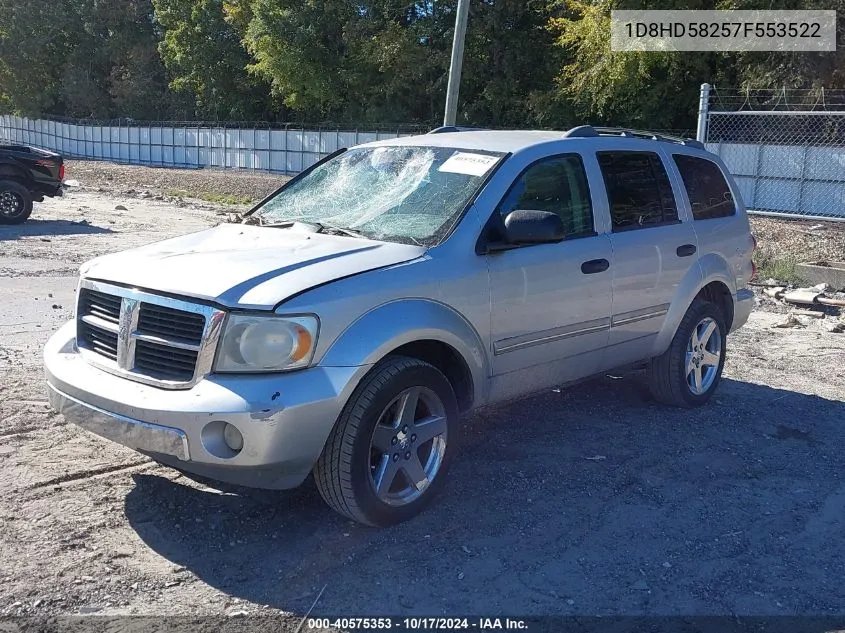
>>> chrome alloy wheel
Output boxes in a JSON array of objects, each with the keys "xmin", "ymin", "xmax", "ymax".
[
  {"xmin": 686, "ymin": 317, "xmax": 722, "ymax": 395},
  {"xmin": 368, "ymin": 386, "xmax": 448, "ymax": 507},
  {"xmin": 0, "ymin": 191, "xmax": 22, "ymax": 217}
]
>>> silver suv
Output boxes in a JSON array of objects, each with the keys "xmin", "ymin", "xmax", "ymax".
[{"xmin": 44, "ymin": 126, "xmax": 755, "ymax": 526}]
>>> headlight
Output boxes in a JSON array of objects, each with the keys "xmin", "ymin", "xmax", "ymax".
[{"xmin": 214, "ymin": 314, "xmax": 319, "ymax": 372}]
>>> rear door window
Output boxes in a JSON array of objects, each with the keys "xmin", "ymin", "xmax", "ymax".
[
  {"xmin": 673, "ymin": 154, "xmax": 736, "ymax": 220},
  {"xmin": 596, "ymin": 151, "xmax": 679, "ymax": 231}
]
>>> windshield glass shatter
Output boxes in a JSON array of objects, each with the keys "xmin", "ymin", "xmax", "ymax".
[{"xmin": 254, "ymin": 146, "xmax": 503, "ymax": 246}]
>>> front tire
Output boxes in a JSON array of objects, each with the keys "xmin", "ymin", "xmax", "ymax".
[
  {"xmin": 0, "ymin": 180, "xmax": 33, "ymax": 225},
  {"xmin": 647, "ymin": 298, "xmax": 727, "ymax": 408},
  {"xmin": 314, "ymin": 356, "xmax": 459, "ymax": 527}
]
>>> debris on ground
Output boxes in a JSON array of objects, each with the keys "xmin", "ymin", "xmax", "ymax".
[
  {"xmin": 771, "ymin": 310, "xmax": 844, "ymax": 332},
  {"xmin": 792, "ymin": 309, "xmax": 824, "ymax": 319},
  {"xmin": 756, "ymin": 281, "xmax": 844, "ymax": 331},
  {"xmin": 785, "ymin": 285, "xmax": 845, "ymax": 310},
  {"xmin": 819, "ymin": 296, "xmax": 845, "ymax": 308},
  {"xmin": 782, "ymin": 287, "xmax": 825, "ymax": 306},
  {"xmin": 821, "ymin": 320, "xmax": 845, "ymax": 333},
  {"xmin": 773, "ymin": 314, "xmax": 803, "ymax": 329}
]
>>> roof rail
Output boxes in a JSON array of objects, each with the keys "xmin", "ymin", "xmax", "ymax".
[
  {"xmin": 562, "ymin": 125, "xmax": 598, "ymax": 138},
  {"xmin": 563, "ymin": 125, "xmax": 705, "ymax": 149},
  {"xmin": 428, "ymin": 126, "xmax": 485, "ymax": 134}
]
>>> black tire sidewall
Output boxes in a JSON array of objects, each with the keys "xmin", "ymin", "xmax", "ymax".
[
  {"xmin": 673, "ymin": 300, "xmax": 727, "ymax": 406},
  {"xmin": 347, "ymin": 360, "xmax": 459, "ymax": 526},
  {"xmin": 0, "ymin": 180, "xmax": 33, "ymax": 224}
]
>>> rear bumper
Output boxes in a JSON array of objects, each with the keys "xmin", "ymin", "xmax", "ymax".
[
  {"xmin": 731, "ymin": 288, "xmax": 755, "ymax": 333},
  {"xmin": 45, "ymin": 321, "xmax": 369, "ymax": 489},
  {"xmin": 32, "ymin": 182, "xmax": 63, "ymax": 198}
]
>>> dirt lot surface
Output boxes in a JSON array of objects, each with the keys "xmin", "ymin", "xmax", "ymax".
[
  {"xmin": 1, "ymin": 175, "xmax": 845, "ymax": 620},
  {"xmin": 66, "ymin": 160, "xmax": 285, "ymax": 205}
]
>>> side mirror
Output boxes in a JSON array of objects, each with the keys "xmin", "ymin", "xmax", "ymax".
[{"xmin": 503, "ymin": 209, "xmax": 564, "ymax": 245}]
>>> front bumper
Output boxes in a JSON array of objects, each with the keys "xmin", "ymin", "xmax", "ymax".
[
  {"xmin": 45, "ymin": 321, "xmax": 367, "ymax": 489},
  {"xmin": 731, "ymin": 288, "xmax": 755, "ymax": 333}
]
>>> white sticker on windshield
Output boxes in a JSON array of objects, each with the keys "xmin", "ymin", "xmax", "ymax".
[{"xmin": 438, "ymin": 152, "xmax": 499, "ymax": 177}]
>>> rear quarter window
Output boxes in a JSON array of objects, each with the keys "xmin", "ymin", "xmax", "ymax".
[{"xmin": 673, "ymin": 154, "xmax": 736, "ymax": 220}]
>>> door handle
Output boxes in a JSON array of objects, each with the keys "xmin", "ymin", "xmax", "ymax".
[
  {"xmin": 581, "ymin": 258, "xmax": 610, "ymax": 274},
  {"xmin": 676, "ymin": 244, "xmax": 697, "ymax": 257}
]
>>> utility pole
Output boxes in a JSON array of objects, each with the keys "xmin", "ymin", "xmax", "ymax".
[
  {"xmin": 443, "ymin": 0, "xmax": 471, "ymax": 127},
  {"xmin": 696, "ymin": 83, "xmax": 711, "ymax": 142}
]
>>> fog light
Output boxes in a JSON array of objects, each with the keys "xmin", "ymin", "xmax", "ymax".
[{"xmin": 223, "ymin": 423, "xmax": 244, "ymax": 452}]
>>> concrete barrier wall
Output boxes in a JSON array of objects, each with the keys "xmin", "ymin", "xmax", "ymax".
[
  {"xmin": 706, "ymin": 141, "xmax": 845, "ymax": 218},
  {"xmin": 0, "ymin": 115, "xmax": 412, "ymax": 175}
]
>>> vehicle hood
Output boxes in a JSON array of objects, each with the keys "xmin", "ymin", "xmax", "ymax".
[{"xmin": 80, "ymin": 224, "xmax": 426, "ymax": 309}]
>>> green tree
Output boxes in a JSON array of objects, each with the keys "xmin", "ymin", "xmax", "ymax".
[
  {"xmin": 0, "ymin": 0, "xmax": 77, "ymax": 116},
  {"xmin": 242, "ymin": 0, "xmax": 348, "ymax": 115},
  {"xmin": 549, "ymin": 0, "xmax": 719, "ymax": 130},
  {"xmin": 82, "ymin": 0, "xmax": 172, "ymax": 119},
  {"xmin": 0, "ymin": 0, "xmax": 177, "ymax": 119},
  {"xmin": 154, "ymin": 0, "xmax": 273, "ymax": 119},
  {"xmin": 237, "ymin": 0, "xmax": 567, "ymax": 126},
  {"xmin": 461, "ymin": 0, "xmax": 565, "ymax": 127},
  {"xmin": 2, "ymin": 0, "xmax": 840, "ymax": 129},
  {"xmin": 721, "ymin": 0, "xmax": 845, "ymax": 90},
  {"xmin": 342, "ymin": 2, "xmax": 451, "ymax": 125}
]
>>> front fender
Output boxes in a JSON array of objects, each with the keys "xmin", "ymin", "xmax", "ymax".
[
  {"xmin": 319, "ymin": 299, "xmax": 489, "ymax": 407},
  {"xmin": 651, "ymin": 254, "xmax": 735, "ymax": 357}
]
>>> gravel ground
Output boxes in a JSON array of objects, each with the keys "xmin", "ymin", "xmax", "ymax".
[
  {"xmin": 66, "ymin": 160, "xmax": 287, "ymax": 205},
  {"xmin": 1, "ymin": 175, "xmax": 845, "ymax": 622},
  {"xmin": 750, "ymin": 216, "xmax": 845, "ymax": 264}
]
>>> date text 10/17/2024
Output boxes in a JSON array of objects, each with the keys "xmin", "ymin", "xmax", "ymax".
[{"xmin": 308, "ymin": 618, "xmax": 530, "ymax": 630}]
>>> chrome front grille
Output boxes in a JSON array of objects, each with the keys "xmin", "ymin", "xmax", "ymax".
[
  {"xmin": 138, "ymin": 303, "xmax": 205, "ymax": 344},
  {"xmin": 135, "ymin": 340, "xmax": 199, "ymax": 381},
  {"xmin": 78, "ymin": 320, "xmax": 119, "ymax": 360},
  {"xmin": 78, "ymin": 289, "xmax": 121, "ymax": 325},
  {"xmin": 75, "ymin": 280, "xmax": 226, "ymax": 388}
]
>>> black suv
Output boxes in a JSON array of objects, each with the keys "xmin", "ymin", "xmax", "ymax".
[{"xmin": 0, "ymin": 145, "xmax": 64, "ymax": 224}]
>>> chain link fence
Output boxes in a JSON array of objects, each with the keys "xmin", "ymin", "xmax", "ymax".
[
  {"xmin": 0, "ymin": 115, "xmax": 428, "ymax": 175},
  {"xmin": 700, "ymin": 86, "xmax": 845, "ymax": 221}
]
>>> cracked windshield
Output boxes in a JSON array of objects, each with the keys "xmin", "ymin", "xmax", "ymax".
[{"xmin": 254, "ymin": 146, "xmax": 503, "ymax": 245}]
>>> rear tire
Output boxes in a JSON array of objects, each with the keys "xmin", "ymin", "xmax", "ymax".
[
  {"xmin": 0, "ymin": 180, "xmax": 33, "ymax": 225},
  {"xmin": 314, "ymin": 356, "xmax": 459, "ymax": 527},
  {"xmin": 647, "ymin": 298, "xmax": 727, "ymax": 408}
]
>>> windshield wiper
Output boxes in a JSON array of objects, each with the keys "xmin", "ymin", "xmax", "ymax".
[
  {"xmin": 258, "ymin": 219, "xmax": 320, "ymax": 231},
  {"xmin": 256, "ymin": 219, "xmax": 367, "ymax": 239},
  {"xmin": 318, "ymin": 223, "xmax": 367, "ymax": 239}
]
